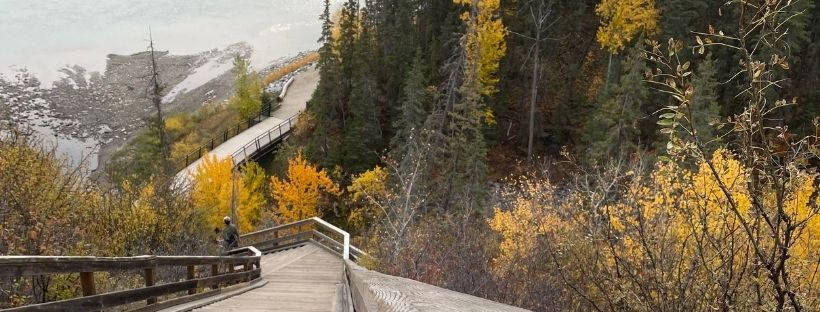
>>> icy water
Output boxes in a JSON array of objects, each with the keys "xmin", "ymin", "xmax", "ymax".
[
  {"xmin": 0, "ymin": 0, "xmax": 337, "ymax": 170},
  {"xmin": 0, "ymin": 0, "xmax": 335, "ymax": 84}
]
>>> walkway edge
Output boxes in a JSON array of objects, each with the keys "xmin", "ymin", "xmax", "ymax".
[
  {"xmin": 155, "ymin": 278, "xmax": 268, "ymax": 312},
  {"xmin": 345, "ymin": 260, "xmax": 380, "ymax": 312}
]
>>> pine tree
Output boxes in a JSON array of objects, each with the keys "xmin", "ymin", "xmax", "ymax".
[
  {"xmin": 338, "ymin": 0, "xmax": 360, "ymax": 117},
  {"xmin": 657, "ymin": 0, "xmax": 711, "ymax": 43},
  {"xmin": 343, "ymin": 15, "xmax": 382, "ymax": 174},
  {"xmin": 582, "ymin": 46, "xmax": 648, "ymax": 163},
  {"xmin": 390, "ymin": 52, "xmax": 430, "ymax": 161},
  {"xmin": 342, "ymin": 76, "xmax": 382, "ymax": 174},
  {"xmin": 684, "ymin": 55, "xmax": 721, "ymax": 151},
  {"xmin": 308, "ymin": 0, "xmax": 344, "ymax": 168}
]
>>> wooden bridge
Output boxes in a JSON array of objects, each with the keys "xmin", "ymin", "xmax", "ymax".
[{"xmin": 0, "ymin": 218, "xmax": 529, "ymax": 312}]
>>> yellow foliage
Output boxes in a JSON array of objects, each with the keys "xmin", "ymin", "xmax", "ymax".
[
  {"xmin": 489, "ymin": 148, "xmax": 820, "ymax": 307},
  {"xmin": 455, "ymin": 0, "xmax": 507, "ymax": 97},
  {"xmin": 595, "ymin": 0, "xmax": 659, "ymax": 53},
  {"xmin": 263, "ymin": 53, "xmax": 319, "ymax": 85},
  {"xmin": 347, "ymin": 166, "xmax": 390, "ymax": 230},
  {"xmin": 270, "ymin": 153, "xmax": 341, "ymax": 223},
  {"xmin": 164, "ymin": 115, "xmax": 190, "ymax": 134},
  {"xmin": 170, "ymin": 132, "xmax": 202, "ymax": 161},
  {"xmin": 191, "ymin": 154, "xmax": 265, "ymax": 233},
  {"xmin": 489, "ymin": 178, "xmax": 565, "ymax": 277}
]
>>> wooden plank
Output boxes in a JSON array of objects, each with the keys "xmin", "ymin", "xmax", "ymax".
[
  {"xmin": 155, "ymin": 256, "xmax": 259, "ymax": 266},
  {"xmin": 240, "ymin": 219, "xmax": 314, "ymax": 245},
  {"xmin": 195, "ymin": 242, "xmax": 344, "ymax": 312},
  {"xmin": 210, "ymin": 264, "xmax": 219, "ymax": 290},
  {"xmin": 253, "ymin": 231, "xmax": 313, "ymax": 253},
  {"xmin": 79, "ymin": 272, "xmax": 95, "ymax": 297},
  {"xmin": 145, "ymin": 268, "xmax": 156, "ymax": 305},
  {"xmin": 0, "ymin": 256, "xmax": 157, "ymax": 276},
  {"xmin": 150, "ymin": 278, "xmax": 268, "ymax": 312},
  {"xmin": 345, "ymin": 261, "xmax": 531, "ymax": 312},
  {"xmin": 0, "ymin": 255, "xmax": 259, "ymax": 277},
  {"xmin": 186, "ymin": 266, "xmax": 196, "ymax": 295}
]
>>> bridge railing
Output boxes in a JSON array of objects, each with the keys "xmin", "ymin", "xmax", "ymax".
[
  {"xmin": 174, "ymin": 101, "xmax": 279, "ymax": 171},
  {"xmin": 230, "ymin": 113, "xmax": 299, "ymax": 166},
  {"xmin": 0, "ymin": 247, "xmax": 261, "ymax": 312},
  {"xmin": 241, "ymin": 217, "xmax": 365, "ymax": 261}
]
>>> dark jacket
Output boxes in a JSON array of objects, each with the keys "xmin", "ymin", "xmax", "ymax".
[{"xmin": 223, "ymin": 223, "xmax": 239, "ymax": 250}]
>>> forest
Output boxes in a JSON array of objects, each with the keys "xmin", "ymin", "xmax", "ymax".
[{"xmin": 2, "ymin": 0, "xmax": 819, "ymax": 311}]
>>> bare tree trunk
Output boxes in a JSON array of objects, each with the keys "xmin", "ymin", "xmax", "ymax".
[
  {"xmin": 519, "ymin": 0, "xmax": 552, "ymax": 163},
  {"xmin": 148, "ymin": 29, "xmax": 170, "ymax": 162},
  {"xmin": 527, "ymin": 33, "xmax": 539, "ymax": 163}
]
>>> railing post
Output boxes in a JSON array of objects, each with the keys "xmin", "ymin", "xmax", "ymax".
[
  {"xmin": 187, "ymin": 265, "xmax": 197, "ymax": 295},
  {"xmin": 211, "ymin": 264, "xmax": 219, "ymax": 290},
  {"xmin": 343, "ymin": 232, "xmax": 350, "ymax": 260},
  {"xmin": 228, "ymin": 263, "xmax": 235, "ymax": 286},
  {"xmin": 145, "ymin": 267, "xmax": 156, "ymax": 305},
  {"xmin": 80, "ymin": 272, "xmax": 95, "ymax": 296}
]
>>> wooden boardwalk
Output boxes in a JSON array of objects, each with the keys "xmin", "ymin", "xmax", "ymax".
[
  {"xmin": 0, "ymin": 218, "xmax": 531, "ymax": 311},
  {"xmin": 194, "ymin": 243, "xmax": 345, "ymax": 312},
  {"xmin": 181, "ymin": 242, "xmax": 529, "ymax": 312}
]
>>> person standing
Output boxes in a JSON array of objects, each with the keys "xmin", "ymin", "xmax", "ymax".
[{"xmin": 223, "ymin": 216, "xmax": 240, "ymax": 251}]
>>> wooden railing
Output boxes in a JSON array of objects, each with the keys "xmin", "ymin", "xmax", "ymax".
[
  {"xmin": 241, "ymin": 217, "xmax": 365, "ymax": 261},
  {"xmin": 0, "ymin": 247, "xmax": 261, "ymax": 312},
  {"xmin": 0, "ymin": 218, "xmax": 364, "ymax": 311}
]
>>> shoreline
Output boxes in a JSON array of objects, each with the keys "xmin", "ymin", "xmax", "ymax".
[{"xmin": 0, "ymin": 46, "xmax": 318, "ymax": 174}]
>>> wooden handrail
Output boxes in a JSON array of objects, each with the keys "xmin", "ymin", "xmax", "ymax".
[
  {"xmin": 0, "ymin": 247, "xmax": 262, "ymax": 311},
  {"xmin": 240, "ymin": 217, "xmax": 361, "ymax": 260},
  {"xmin": 0, "ymin": 218, "xmax": 365, "ymax": 311}
]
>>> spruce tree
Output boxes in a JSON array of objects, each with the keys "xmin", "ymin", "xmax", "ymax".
[
  {"xmin": 342, "ymin": 14, "xmax": 382, "ymax": 174},
  {"xmin": 390, "ymin": 52, "xmax": 430, "ymax": 161},
  {"xmin": 684, "ymin": 55, "xmax": 721, "ymax": 152},
  {"xmin": 308, "ymin": 0, "xmax": 343, "ymax": 167},
  {"xmin": 582, "ymin": 46, "xmax": 648, "ymax": 163}
]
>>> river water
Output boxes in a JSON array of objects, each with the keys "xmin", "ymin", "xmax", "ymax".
[{"xmin": 0, "ymin": 0, "xmax": 336, "ymax": 170}]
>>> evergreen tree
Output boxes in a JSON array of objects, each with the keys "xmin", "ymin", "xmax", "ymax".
[
  {"xmin": 343, "ymin": 15, "xmax": 382, "ymax": 174},
  {"xmin": 685, "ymin": 55, "xmax": 721, "ymax": 151},
  {"xmin": 308, "ymin": 0, "xmax": 344, "ymax": 168},
  {"xmin": 338, "ymin": 0, "xmax": 361, "ymax": 120},
  {"xmin": 342, "ymin": 75, "xmax": 381, "ymax": 174},
  {"xmin": 390, "ymin": 52, "xmax": 430, "ymax": 161},
  {"xmin": 582, "ymin": 46, "xmax": 648, "ymax": 163},
  {"xmin": 657, "ymin": 0, "xmax": 711, "ymax": 43}
]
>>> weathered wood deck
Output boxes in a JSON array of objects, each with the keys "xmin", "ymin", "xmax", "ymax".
[
  {"xmin": 1, "ymin": 218, "xmax": 530, "ymax": 312},
  {"xmin": 179, "ymin": 242, "xmax": 529, "ymax": 312},
  {"xmin": 193, "ymin": 243, "xmax": 345, "ymax": 312}
]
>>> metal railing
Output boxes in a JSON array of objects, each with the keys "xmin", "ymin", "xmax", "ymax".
[
  {"xmin": 230, "ymin": 113, "xmax": 299, "ymax": 167},
  {"xmin": 174, "ymin": 101, "xmax": 279, "ymax": 170}
]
